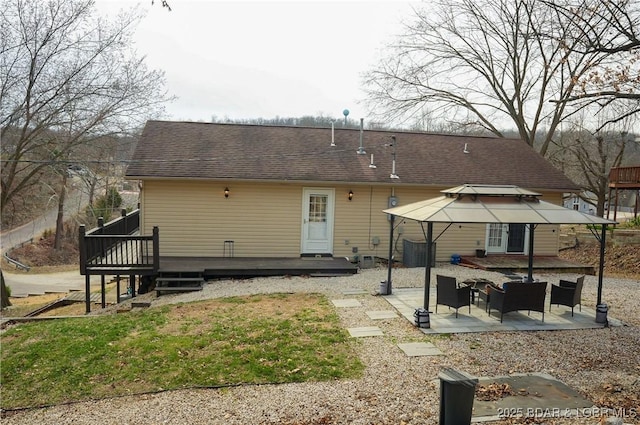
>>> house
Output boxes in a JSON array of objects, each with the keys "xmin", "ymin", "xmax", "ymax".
[
  {"xmin": 564, "ymin": 191, "xmax": 598, "ymax": 215},
  {"xmin": 125, "ymin": 120, "xmax": 579, "ymax": 263}
]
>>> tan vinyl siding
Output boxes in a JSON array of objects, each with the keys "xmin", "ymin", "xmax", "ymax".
[
  {"xmin": 142, "ymin": 181, "xmax": 302, "ymax": 257},
  {"xmin": 140, "ymin": 180, "xmax": 562, "ymax": 260}
]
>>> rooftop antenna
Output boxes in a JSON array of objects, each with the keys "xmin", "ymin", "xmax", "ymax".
[
  {"xmin": 357, "ymin": 118, "xmax": 366, "ymax": 155},
  {"xmin": 390, "ymin": 135, "xmax": 399, "ymax": 179},
  {"xmin": 330, "ymin": 121, "xmax": 336, "ymax": 146},
  {"xmin": 342, "ymin": 109, "xmax": 349, "ymax": 127},
  {"xmin": 463, "ymin": 143, "xmax": 470, "ymax": 154}
]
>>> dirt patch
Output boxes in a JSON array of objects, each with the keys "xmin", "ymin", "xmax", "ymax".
[
  {"xmin": 8, "ymin": 232, "xmax": 78, "ymax": 268},
  {"xmin": 160, "ymin": 293, "xmax": 326, "ymax": 336},
  {"xmin": 558, "ymin": 243, "xmax": 640, "ymax": 280}
]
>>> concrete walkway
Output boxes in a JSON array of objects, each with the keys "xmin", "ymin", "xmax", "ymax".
[
  {"xmin": 2, "ymin": 270, "xmax": 88, "ymax": 298},
  {"xmin": 384, "ymin": 287, "xmax": 622, "ymax": 334}
]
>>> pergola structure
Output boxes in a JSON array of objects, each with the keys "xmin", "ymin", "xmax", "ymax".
[{"xmin": 382, "ymin": 185, "xmax": 617, "ymax": 315}]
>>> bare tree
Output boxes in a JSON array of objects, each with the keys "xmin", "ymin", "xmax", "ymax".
[
  {"xmin": 363, "ymin": 0, "xmax": 638, "ymax": 156},
  {"xmin": 542, "ymin": 0, "xmax": 640, "ymax": 129},
  {"xmin": 1, "ymin": 270, "xmax": 11, "ymax": 309},
  {"xmin": 1, "ymin": 0, "xmax": 170, "ymax": 245},
  {"xmin": 152, "ymin": 0, "xmax": 171, "ymax": 11},
  {"xmin": 549, "ymin": 110, "xmax": 638, "ymax": 216}
]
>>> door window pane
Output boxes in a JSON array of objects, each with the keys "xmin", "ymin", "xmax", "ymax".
[{"xmin": 309, "ymin": 195, "xmax": 327, "ymax": 223}]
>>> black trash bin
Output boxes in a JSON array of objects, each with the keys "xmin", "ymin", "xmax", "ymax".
[{"xmin": 439, "ymin": 368, "xmax": 478, "ymax": 425}]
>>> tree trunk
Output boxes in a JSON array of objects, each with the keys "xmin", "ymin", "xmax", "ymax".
[
  {"xmin": 53, "ymin": 172, "xmax": 68, "ymax": 250},
  {"xmin": 1, "ymin": 270, "xmax": 11, "ymax": 309},
  {"xmin": 597, "ymin": 196, "xmax": 607, "ymax": 218},
  {"xmin": 88, "ymin": 177, "xmax": 96, "ymax": 206}
]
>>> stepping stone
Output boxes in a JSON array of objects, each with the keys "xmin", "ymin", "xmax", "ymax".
[
  {"xmin": 348, "ymin": 326, "xmax": 384, "ymax": 337},
  {"xmin": 331, "ymin": 299, "xmax": 362, "ymax": 308},
  {"xmin": 397, "ymin": 342, "xmax": 443, "ymax": 356},
  {"xmin": 366, "ymin": 310, "xmax": 398, "ymax": 320}
]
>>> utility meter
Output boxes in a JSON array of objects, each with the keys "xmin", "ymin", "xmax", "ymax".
[{"xmin": 388, "ymin": 196, "xmax": 398, "ymax": 208}]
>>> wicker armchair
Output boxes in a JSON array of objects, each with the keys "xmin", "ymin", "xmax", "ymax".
[
  {"xmin": 435, "ymin": 274, "xmax": 471, "ymax": 317},
  {"xmin": 550, "ymin": 275, "xmax": 585, "ymax": 316}
]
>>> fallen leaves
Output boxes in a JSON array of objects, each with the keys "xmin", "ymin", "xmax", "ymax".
[{"xmin": 475, "ymin": 382, "xmax": 515, "ymax": 401}]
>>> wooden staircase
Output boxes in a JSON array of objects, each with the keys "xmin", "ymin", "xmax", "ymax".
[{"xmin": 155, "ymin": 271, "xmax": 205, "ymax": 295}]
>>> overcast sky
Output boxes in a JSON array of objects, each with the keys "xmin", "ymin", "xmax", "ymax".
[{"xmin": 96, "ymin": 1, "xmax": 418, "ymax": 124}]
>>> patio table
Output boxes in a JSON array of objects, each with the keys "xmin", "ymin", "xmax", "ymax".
[{"xmin": 462, "ymin": 278, "xmax": 493, "ymax": 308}]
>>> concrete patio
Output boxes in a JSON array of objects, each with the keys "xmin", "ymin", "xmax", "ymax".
[{"xmin": 384, "ymin": 287, "xmax": 623, "ymax": 334}]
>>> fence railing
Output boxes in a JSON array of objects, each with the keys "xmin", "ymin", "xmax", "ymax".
[
  {"xmin": 93, "ymin": 209, "xmax": 140, "ymax": 236},
  {"xmin": 3, "ymin": 239, "xmax": 33, "ymax": 271},
  {"xmin": 79, "ymin": 209, "xmax": 158, "ymax": 275},
  {"xmin": 609, "ymin": 166, "xmax": 640, "ymax": 186}
]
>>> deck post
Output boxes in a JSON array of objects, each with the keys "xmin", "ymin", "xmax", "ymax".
[
  {"xmin": 121, "ymin": 209, "xmax": 127, "ymax": 234},
  {"xmin": 116, "ymin": 275, "xmax": 121, "ymax": 304},
  {"xmin": 85, "ymin": 274, "xmax": 91, "ymax": 314},
  {"xmin": 79, "ymin": 225, "xmax": 87, "ymax": 275},
  {"xmin": 101, "ymin": 275, "xmax": 106, "ymax": 308},
  {"xmin": 130, "ymin": 275, "xmax": 136, "ymax": 297},
  {"xmin": 152, "ymin": 226, "xmax": 160, "ymax": 273}
]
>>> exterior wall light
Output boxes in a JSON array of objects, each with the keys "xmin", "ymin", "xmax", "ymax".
[
  {"xmin": 348, "ymin": 190, "xmax": 354, "ymax": 201},
  {"xmin": 224, "ymin": 187, "xmax": 229, "ymax": 198}
]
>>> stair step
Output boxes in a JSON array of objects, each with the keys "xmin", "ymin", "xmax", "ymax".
[
  {"xmin": 156, "ymin": 277, "xmax": 205, "ymax": 282},
  {"xmin": 155, "ymin": 285, "xmax": 203, "ymax": 293}
]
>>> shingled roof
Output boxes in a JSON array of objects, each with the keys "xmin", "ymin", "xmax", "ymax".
[{"xmin": 126, "ymin": 120, "xmax": 579, "ymax": 192}]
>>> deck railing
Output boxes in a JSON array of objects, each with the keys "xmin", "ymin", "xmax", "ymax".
[
  {"xmin": 79, "ymin": 209, "xmax": 158, "ymax": 275},
  {"xmin": 608, "ymin": 166, "xmax": 640, "ymax": 187},
  {"xmin": 93, "ymin": 208, "xmax": 140, "ymax": 236}
]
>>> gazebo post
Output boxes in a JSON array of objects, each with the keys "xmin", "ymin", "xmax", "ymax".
[
  {"xmin": 424, "ymin": 222, "xmax": 433, "ymax": 310},
  {"xmin": 526, "ymin": 223, "xmax": 535, "ymax": 282},
  {"xmin": 597, "ymin": 224, "xmax": 607, "ymax": 305},
  {"xmin": 384, "ymin": 214, "xmax": 395, "ymax": 295}
]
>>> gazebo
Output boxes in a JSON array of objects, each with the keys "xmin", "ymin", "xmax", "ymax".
[{"xmin": 382, "ymin": 185, "xmax": 617, "ymax": 315}]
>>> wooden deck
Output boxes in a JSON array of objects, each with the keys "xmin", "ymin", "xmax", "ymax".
[
  {"xmin": 460, "ymin": 255, "xmax": 595, "ymax": 275},
  {"xmin": 158, "ymin": 256, "xmax": 359, "ymax": 279}
]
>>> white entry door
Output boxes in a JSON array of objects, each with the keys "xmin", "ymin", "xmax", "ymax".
[
  {"xmin": 301, "ymin": 188, "xmax": 334, "ymax": 254},
  {"xmin": 486, "ymin": 224, "xmax": 528, "ymax": 254}
]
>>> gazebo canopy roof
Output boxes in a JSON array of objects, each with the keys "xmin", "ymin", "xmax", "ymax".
[{"xmin": 383, "ymin": 184, "xmax": 617, "ymax": 225}]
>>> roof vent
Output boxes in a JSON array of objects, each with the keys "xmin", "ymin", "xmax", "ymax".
[
  {"xmin": 369, "ymin": 154, "xmax": 376, "ymax": 169},
  {"xmin": 357, "ymin": 118, "xmax": 366, "ymax": 155},
  {"xmin": 463, "ymin": 143, "xmax": 470, "ymax": 154},
  {"xmin": 390, "ymin": 135, "xmax": 399, "ymax": 179},
  {"xmin": 330, "ymin": 121, "xmax": 336, "ymax": 147}
]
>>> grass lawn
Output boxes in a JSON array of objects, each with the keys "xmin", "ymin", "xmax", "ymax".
[{"xmin": 0, "ymin": 293, "xmax": 364, "ymax": 409}]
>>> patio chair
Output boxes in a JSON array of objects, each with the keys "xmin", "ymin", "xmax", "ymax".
[
  {"xmin": 435, "ymin": 274, "xmax": 471, "ymax": 317},
  {"xmin": 550, "ymin": 275, "xmax": 585, "ymax": 316}
]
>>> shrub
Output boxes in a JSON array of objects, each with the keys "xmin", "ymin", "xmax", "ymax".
[
  {"xmin": 625, "ymin": 215, "xmax": 640, "ymax": 229},
  {"xmin": 86, "ymin": 187, "xmax": 123, "ymax": 222}
]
